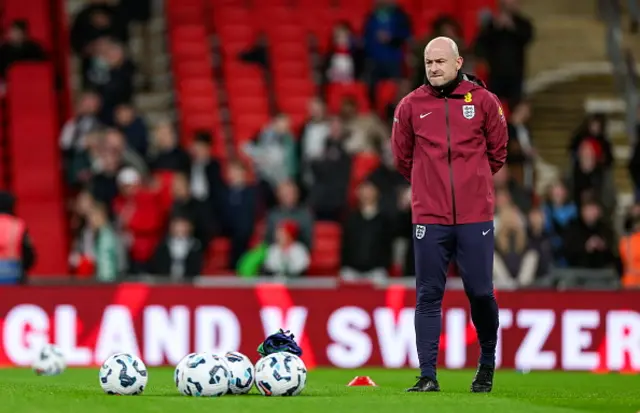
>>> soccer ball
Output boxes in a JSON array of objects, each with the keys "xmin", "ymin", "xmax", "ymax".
[
  {"xmin": 32, "ymin": 344, "xmax": 66, "ymax": 376},
  {"xmin": 99, "ymin": 353, "xmax": 148, "ymax": 395},
  {"xmin": 254, "ymin": 352, "xmax": 307, "ymax": 396},
  {"xmin": 224, "ymin": 351, "xmax": 255, "ymax": 394},
  {"xmin": 181, "ymin": 352, "xmax": 231, "ymax": 397},
  {"xmin": 174, "ymin": 352, "xmax": 197, "ymax": 395}
]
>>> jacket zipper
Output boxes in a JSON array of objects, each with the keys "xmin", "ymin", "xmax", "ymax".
[{"xmin": 445, "ymin": 98, "xmax": 457, "ymax": 224}]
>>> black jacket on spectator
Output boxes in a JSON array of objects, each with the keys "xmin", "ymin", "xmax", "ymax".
[
  {"xmin": 149, "ymin": 147, "xmax": 191, "ymax": 175},
  {"xmin": 308, "ymin": 140, "xmax": 352, "ymax": 219},
  {"xmin": 70, "ymin": 4, "xmax": 128, "ymax": 55},
  {"xmin": 562, "ymin": 219, "xmax": 614, "ymax": 269},
  {"xmin": 628, "ymin": 135, "xmax": 640, "ymax": 191},
  {"xmin": 367, "ymin": 165, "xmax": 406, "ymax": 218},
  {"xmin": 148, "ymin": 238, "xmax": 204, "ymax": 279},
  {"xmin": 571, "ymin": 164, "xmax": 606, "ymax": 208},
  {"xmin": 222, "ymin": 184, "xmax": 258, "ymax": 269},
  {"xmin": 0, "ymin": 40, "xmax": 46, "ymax": 77},
  {"xmin": 171, "ymin": 199, "xmax": 214, "ymax": 247},
  {"xmin": 96, "ymin": 60, "xmax": 136, "ymax": 124},
  {"xmin": 90, "ymin": 173, "xmax": 118, "ymax": 210},
  {"xmin": 341, "ymin": 209, "xmax": 393, "ymax": 272}
]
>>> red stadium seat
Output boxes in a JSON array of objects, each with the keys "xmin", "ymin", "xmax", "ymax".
[
  {"xmin": 4, "ymin": 0, "xmax": 52, "ymax": 49},
  {"xmin": 204, "ymin": 238, "xmax": 231, "ymax": 273},
  {"xmin": 326, "ymin": 82, "xmax": 370, "ymax": 114},
  {"xmin": 376, "ymin": 80, "xmax": 399, "ymax": 117},
  {"xmin": 307, "ymin": 224, "xmax": 342, "ymax": 276},
  {"xmin": 348, "ymin": 152, "xmax": 381, "ymax": 206}
]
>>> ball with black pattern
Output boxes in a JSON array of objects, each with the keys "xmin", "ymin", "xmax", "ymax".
[
  {"xmin": 32, "ymin": 344, "xmax": 66, "ymax": 376},
  {"xmin": 181, "ymin": 352, "xmax": 230, "ymax": 397},
  {"xmin": 254, "ymin": 352, "xmax": 307, "ymax": 396},
  {"xmin": 99, "ymin": 353, "xmax": 148, "ymax": 395}
]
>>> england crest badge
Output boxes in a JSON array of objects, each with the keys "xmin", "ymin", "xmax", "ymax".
[
  {"xmin": 462, "ymin": 105, "xmax": 475, "ymax": 119},
  {"xmin": 415, "ymin": 225, "xmax": 426, "ymax": 239}
]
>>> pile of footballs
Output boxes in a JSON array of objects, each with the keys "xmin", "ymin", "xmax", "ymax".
[{"xmin": 31, "ymin": 329, "xmax": 307, "ymax": 397}]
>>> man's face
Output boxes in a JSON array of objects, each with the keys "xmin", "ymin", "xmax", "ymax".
[{"xmin": 425, "ymin": 41, "xmax": 462, "ymax": 87}]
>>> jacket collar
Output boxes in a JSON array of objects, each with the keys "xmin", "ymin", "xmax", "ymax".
[{"xmin": 423, "ymin": 71, "xmax": 483, "ymax": 98}]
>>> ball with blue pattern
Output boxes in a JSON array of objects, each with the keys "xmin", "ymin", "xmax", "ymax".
[
  {"xmin": 32, "ymin": 344, "xmax": 66, "ymax": 376},
  {"xmin": 181, "ymin": 352, "xmax": 230, "ymax": 397},
  {"xmin": 174, "ymin": 352, "xmax": 197, "ymax": 395},
  {"xmin": 254, "ymin": 352, "xmax": 307, "ymax": 396},
  {"xmin": 223, "ymin": 351, "xmax": 255, "ymax": 395},
  {"xmin": 99, "ymin": 353, "xmax": 148, "ymax": 395}
]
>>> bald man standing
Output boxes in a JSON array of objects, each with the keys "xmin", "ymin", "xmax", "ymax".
[{"xmin": 391, "ymin": 37, "xmax": 508, "ymax": 393}]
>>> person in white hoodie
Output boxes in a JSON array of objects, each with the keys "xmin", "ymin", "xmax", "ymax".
[{"xmin": 264, "ymin": 220, "xmax": 310, "ymax": 278}]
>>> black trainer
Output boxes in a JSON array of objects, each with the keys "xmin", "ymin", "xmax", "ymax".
[
  {"xmin": 470, "ymin": 364, "xmax": 494, "ymax": 393},
  {"xmin": 406, "ymin": 376, "xmax": 440, "ymax": 392}
]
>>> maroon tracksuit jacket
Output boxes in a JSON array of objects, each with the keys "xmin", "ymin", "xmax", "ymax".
[{"xmin": 391, "ymin": 76, "xmax": 508, "ymax": 225}]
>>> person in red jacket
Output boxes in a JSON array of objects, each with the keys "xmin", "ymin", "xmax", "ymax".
[
  {"xmin": 392, "ymin": 37, "xmax": 508, "ymax": 394},
  {"xmin": 113, "ymin": 167, "xmax": 165, "ymax": 273}
]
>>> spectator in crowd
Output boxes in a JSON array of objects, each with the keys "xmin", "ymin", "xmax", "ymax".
[
  {"xmin": 384, "ymin": 78, "xmax": 412, "ymax": 125},
  {"xmin": 222, "ymin": 160, "xmax": 258, "ymax": 269},
  {"xmin": 0, "ymin": 20, "xmax": 46, "ymax": 78},
  {"xmin": 322, "ymin": 22, "xmax": 364, "ymax": 85},
  {"xmin": 569, "ymin": 139, "xmax": 616, "ymax": 215},
  {"xmin": 568, "ymin": 113, "xmax": 613, "ymax": 168},
  {"xmin": 340, "ymin": 180, "xmax": 393, "ymax": 282},
  {"xmin": 89, "ymin": 142, "xmax": 121, "ymax": 207},
  {"xmin": 307, "ymin": 117, "xmax": 352, "ymax": 221},
  {"xmin": 170, "ymin": 173, "xmax": 214, "ymax": 247},
  {"xmin": 542, "ymin": 181, "xmax": 578, "ymax": 267},
  {"xmin": 527, "ymin": 208, "xmax": 552, "ymax": 279},
  {"xmin": 339, "ymin": 97, "xmax": 388, "ymax": 154},
  {"xmin": 149, "ymin": 214, "xmax": 203, "ymax": 280},
  {"xmin": 0, "ymin": 191, "xmax": 35, "ymax": 284},
  {"xmin": 103, "ymin": 128, "xmax": 147, "ymax": 174},
  {"xmin": 69, "ymin": 190, "xmax": 97, "ymax": 274},
  {"xmin": 411, "ymin": 15, "xmax": 470, "ymax": 90},
  {"xmin": 244, "ymin": 114, "xmax": 297, "ymax": 209},
  {"xmin": 493, "ymin": 164, "xmax": 533, "ymax": 213},
  {"xmin": 119, "ymin": 0, "xmax": 153, "ymax": 89},
  {"xmin": 623, "ymin": 203, "xmax": 640, "ymax": 233},
  {"xmin": 59, "ymin": 92, "xmax": 102, "ymax": 184},
  {"xmin": 148, "ymin": 121, "xmax": 190, "ymax": 174},
  {"xmin": 188, "ymin": 131, "xmax": 225, "ymax": 228},
  {"xmin": 70, "ymin": 0, "xmax": 128, "ymax": 88},
  {"xmin": 265, "ymin": 181, "xmax": 313, "ymax": 248},
  {"xmin": 264, "ymin": 220, "xmax": 310, "ymax": 278},
  {"xmin": 362, "ymin": 0, "xmax": 411, "ymax": 104},
  {"xmin": 367, "ymin": 141, "xmax": 406, "ymax": 219},
  {"xmin": 112, "ymin": 167, "xmax": 165, "ymax": 273},
  {"xmin": 562, "ymin": 200, "xmax": 615, "ymax": 269},
  {"xmin": 493, "ymin": 206, "xmax": 539, "ymax": 288},
  {"xmin": 86, "ymin": 40, "xmax": 136, "ymax": 124},
  {"xmin": 299, "ymin": 97, "xmax": 330, "ymax": 192},
  {"xmin": 86, "ymin": 202, "xmax": 122, "ymax": 282},
  {"xmin": 114, "ymin": 103, "xmax": 148, "ymax": 158},
  {"xmin": 474, "ymin": 0, "xmax": 534, "ymax": 106},
  {"xmin": 619, "ymin": 204, "xmax": 640, "ymax": 288},
  {"xmin": 506, "ymin": 100, "xmax": 535, "ymax": 189}
]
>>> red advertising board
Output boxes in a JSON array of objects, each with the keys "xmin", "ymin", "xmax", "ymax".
[{"xmin": 0, "ymin": 284, "xmax": 639, "ymax": 372}]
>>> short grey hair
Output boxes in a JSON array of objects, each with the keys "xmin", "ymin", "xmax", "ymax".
[{"xmin": 424, "ymin": 36, "xmax": 460, "ymax": 58}]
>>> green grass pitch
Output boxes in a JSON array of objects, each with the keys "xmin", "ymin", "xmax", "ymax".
[{"xmin": 0, "ymin": 368, "xmax": 637, "ymax": 413}]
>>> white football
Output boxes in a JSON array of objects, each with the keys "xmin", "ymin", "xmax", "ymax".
[
  {"xmin": 174, "ymin": 352, "xmax": 197, "ymax": 395},
  {"xmin": 99, "ymin": 353, "xmax": 148, "ymax": 395},
  {"xmin": 254, "ymin": 352, "xmax": 307, "ymax": 396},
  {"xmin": 182, "ymin": 352, "xmax": 230, "ymax": 397},
  {"xmin": 32, "ymin": 344, "xmax": 66, "ymax": 376},
  {"xmin": 224, "ymin": 351, "xmax": 255, "ymax": 394}
]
